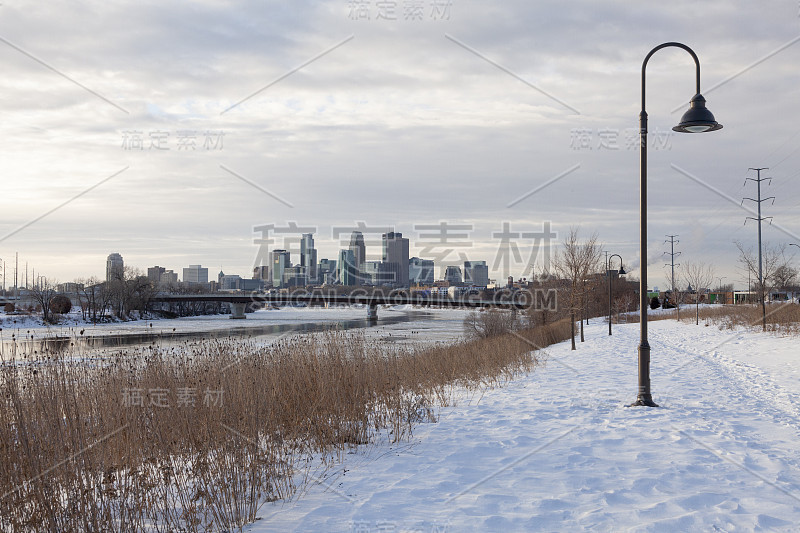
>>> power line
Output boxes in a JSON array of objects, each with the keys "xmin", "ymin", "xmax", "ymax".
[
  {"xmin": 742, "ymin": 167, "xmax": 774, "ymax": 331},
  {"xmin": 664, "ymin": 234, "xmax": 681, "ymax": 293}
]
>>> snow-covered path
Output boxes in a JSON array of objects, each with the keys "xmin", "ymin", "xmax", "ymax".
[{"xmin": 256, "ymin": 319, "xmax": 800, "ymax": 532}]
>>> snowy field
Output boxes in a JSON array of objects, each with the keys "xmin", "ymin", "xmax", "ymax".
[{"xmin": 256, "ymin": 319, "xmax": 800, "ymax": 532}]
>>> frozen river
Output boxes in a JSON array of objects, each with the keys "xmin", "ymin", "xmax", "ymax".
[{"xmin": 0, "ymin": 307, "xmax": 475, "ymax": 359}]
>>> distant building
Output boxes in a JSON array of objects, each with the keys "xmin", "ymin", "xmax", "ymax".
[
  {"xmin": 57, "ymin": 282, "xmax": 84, "ymax": 293},
  {"xmin": 161, "ymin": 270, "xmax": 178, "ymax": 285},
  {"xmin": 463, "ymin": 260, "xmax": 489, "ymax": 287},
  {"xmin": 106, "ymin": 253, "xmax": 124, "ymax": 282},
  {"xmin": 147, "ymin": 266, "xmax": 166, "ymax": 282},
  {"xmin": 218, "ymin": 272, "xmax": 264, "ymax": 292},
  {"xmin": 271, "ymin": 250, "xmax": 291, "ymax": 288},
  {"xmin": 253, "ymin": 265, "xmax": 270, "ymax": 281},
  {"xmin": 300, "ymin": 233, "xmax": 318, "ymax": 284},
  {"xmin": 218, "ymin": 272, "xmax": 241, "ymax": 291},
  {"xmin": 409, "ymin": 257, "xmax": 434, "ymax": 285},
  {"xmin": 283, "ymin": 266, "xmax": 306, "ymax": 288},
  {"xmin": 183, "ymin": 264, "xmax": 209, "ymax": 284},
  {"xmin": 337, "ymin": 249, "xmax": 358, "ymax": 286},
  {"xmin": 363, "ymin": 261, "xmax": 395, "ymax": 286},
  {"xmin": 318, "ymin": 258, "xmax": 337, "ymax": 285},
  {"xmin": 445, "ymin": 266, "xmax": 463, "ymax": 285},
  {"xmin": 149, "ymin": 266, "xmax": 178, "ymax": 285},
  {"xmin": 349, "ymin": 231, "xmax": 366, "ymax": 283},
  {"xmin": 382, "ymin": 232, "xmax": 409, "ymax": 288}
]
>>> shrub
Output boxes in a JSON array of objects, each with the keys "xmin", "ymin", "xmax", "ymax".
[
  {"xmin": 49, "ymin": 295, "xmax": 72, "ymax": 314},
  {"xmin": 463, "ymin": 309, "xmax": 517, "ymax": 338}
]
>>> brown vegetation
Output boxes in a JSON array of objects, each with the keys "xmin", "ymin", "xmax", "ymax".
[
  {"xmin": 619, "ymin": 303, "xmax": 800, "ymax": 335},
  {"xmin": 0, "ymin": 319, "xmax": 572, "ymax": 532}
]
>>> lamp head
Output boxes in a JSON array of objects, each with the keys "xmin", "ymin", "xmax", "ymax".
[
  {"xmin": 618, "ymin": 265, "xmax": 626, "ymax": 275},
  {"xmin": 673, "ymin": 93, "xmax": 722, "ymax": 133}
]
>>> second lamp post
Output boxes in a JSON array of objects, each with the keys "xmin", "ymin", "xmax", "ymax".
[{"xmin": 607, "ymin": 254, "xmax": 625, "ymax": 336}]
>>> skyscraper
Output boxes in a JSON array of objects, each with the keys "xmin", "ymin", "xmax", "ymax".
[
  {"xmin": 382, "ymin": 232, "xmax": 409, "ymax": 288},
  {"xmin": 464, "ymin": 260, "xmax": 489, "ymax": 286},
  {"xmin": 337, "ymin": 249, "xmax": 358, "ymax": 286},
  {"xmin": 147, "ymin": 265, "xmax": 165, "ymax": 283},
  {"xmin": 253, "ymin": 265, "xmax": 270, "ymax": 281},
  {"xmin": 409, "ymin": 257, "xmax": 435, "ymax": 285},
  {"xmin": 349, "ymin": 231, "xmax": 366, "ymax": 284},
  {"xmin": 300, "ymin": 233, "xmax": 318, "ymax": 285},
  {"xmin": 445, "ymin": 265, "xmax": 463, "ymax": 285},
  {"xmin": 183, "ymin": 264, "xmax": 209, "ymax": 284},
  {"xmin": 318, "ymin": 258, "xmax": 337, "ymax": 285},
  {"xmin": 106, "ymin": 253, "xmax": 124, "ymax": 282},
  {"xmin": 270, "ymin": 250, "xmax": 291, "ymax": 288}
]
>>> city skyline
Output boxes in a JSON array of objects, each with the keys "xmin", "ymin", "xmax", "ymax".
[{"xmin": 1, "ymin": 2, "xmax": 799, "ymax": 288}]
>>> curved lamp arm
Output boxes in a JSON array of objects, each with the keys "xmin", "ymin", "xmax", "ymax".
[
  {"xmin": 608, "ymin": 253, "xmax": 624, "ymax": 271},
  {"xmin": 641, "ymin": 42, "xmax": 700, "ymax": 115}
]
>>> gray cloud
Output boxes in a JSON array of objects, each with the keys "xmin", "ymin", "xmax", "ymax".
[{"xmin": 1, "ymin": 0, "xmax": 799, "ymax": 287}]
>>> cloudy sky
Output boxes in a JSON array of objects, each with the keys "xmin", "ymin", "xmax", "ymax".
[{"xmin": 1, "ymin": 0, "xmax": 799, "ymax": 289}]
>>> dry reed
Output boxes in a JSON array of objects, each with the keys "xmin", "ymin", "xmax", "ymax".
[{"xmin": 1, "ymin": 319, "xmax": 572, "ymax": 532}]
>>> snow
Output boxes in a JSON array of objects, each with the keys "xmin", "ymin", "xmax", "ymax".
[
  {"xmin": 0, "ymin": 307, "xmax": 475, "ymax": 359},
  {"xmin": 254, "ymin": 319, "xmax": 800, "ymax": 532},
  {"xmin": 0, "ymin": 307, "xmax": 473, "ymax": 340}
]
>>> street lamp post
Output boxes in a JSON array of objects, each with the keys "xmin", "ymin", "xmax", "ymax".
[
  {"xmin": 634, "ymin": 42, "xmax": 723, "ymax": 407},
  {"xmin": 607, "ymin": 254, "xmax": 625, "ymax": 336},
  {"xmin": 791, "ymin": 244, "xmax": 800, "ymax": 303},
  {"xmin": 717, "ymin": 276, "xmax": 727, "ymax": 304}
]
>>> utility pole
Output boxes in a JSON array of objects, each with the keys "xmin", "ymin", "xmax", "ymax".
[
  {"xmin": 743, "ymin": 167, "xmax": 773, "ymax": 331},
  {"xmin": 664, "ymin": 235, "xmax": 681, "ymax": 294}
]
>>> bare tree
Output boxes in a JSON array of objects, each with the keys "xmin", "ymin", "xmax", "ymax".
[
  {"xmin": 613, "ymin": 290, "xmax": 637, "ymax": 322},
  {"xmin": 681, "ymin": 261, "xmax": 715, "ymax": 325},
  {"xmin": 772, "ymin": 264, "xmax": 798, "ymax": 292},
  {"xmin": 736, "ymin": 241, "xmax": 790, "ymax": 331},
  {"xmin": 76, "ymin": 277, "xmax": 114, "ymax": 324},
  {"xmin": 662, "ymin": 265, "xmax": 684, "ymax": 320},
  {"xmin": 553, "ymin": 228, "xmax": 603, "ymax": 350},
  {"xmin": 29, "ymin": 277, "xmax": 59, "ymax": 324}
]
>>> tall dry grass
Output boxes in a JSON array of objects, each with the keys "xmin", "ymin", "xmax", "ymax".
[
  {"xmin": 0, "ymin": 319, "xmax": 572, "ymax": 532},
  {"xmin": 618, "ymin": 302, "xmax": 800, "ymax": 334},
  {"xmin": 680, "ymin": 302, "xmax": 800, "ymax": 334}
]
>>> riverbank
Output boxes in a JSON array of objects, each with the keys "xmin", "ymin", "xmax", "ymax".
[{"xmin": 0, "ymin": 318, "xmax": 569, "ymax": 532}]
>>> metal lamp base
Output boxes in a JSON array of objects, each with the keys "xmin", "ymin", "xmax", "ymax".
[{"xmin": 630, "ymin": 395, "xmax": 659, "ymax": 407}]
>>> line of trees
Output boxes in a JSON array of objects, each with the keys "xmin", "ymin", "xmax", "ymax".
[
  {"xmin": 736, "ymin": 241, "xmax": 798, "ymax": 331},
  {"xmin": 552, "ymin": 228, "xmax": 604, "ymax": 350}
]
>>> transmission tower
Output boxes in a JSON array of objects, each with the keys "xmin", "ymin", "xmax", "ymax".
[
  {"xmin": 742, "ymin": 167, "xmax": 774, "ymax": 331},
  {"xmin": 664, "ymin": 235, "xmax": 681, "ymax": 293}
]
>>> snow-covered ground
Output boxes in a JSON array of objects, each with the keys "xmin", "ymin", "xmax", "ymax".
[{"xmin": 255, "ymin": 319, "xmax": 800, "ymax": 532}]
